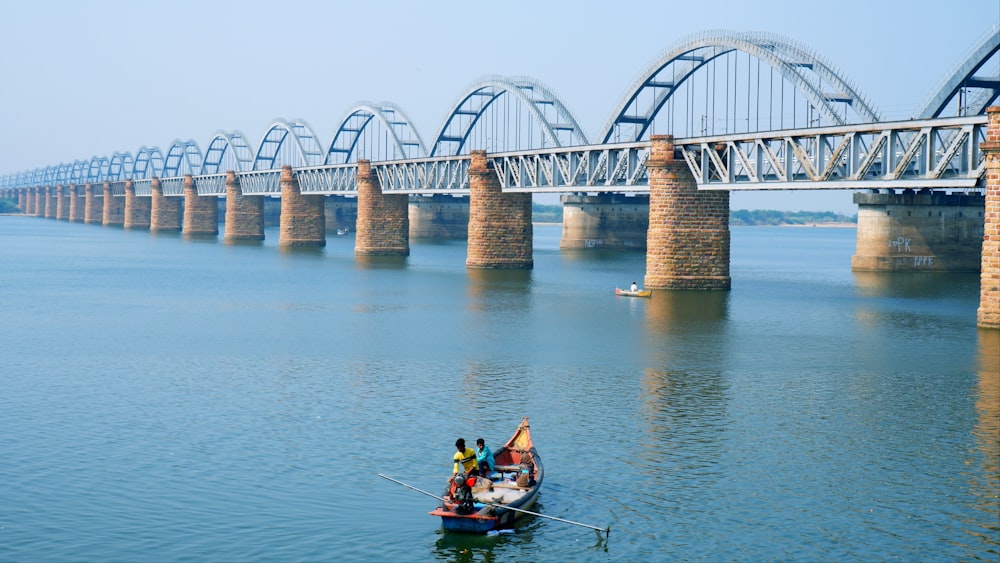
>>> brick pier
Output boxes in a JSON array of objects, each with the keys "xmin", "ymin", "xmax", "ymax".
[
  {"xmin": 55, "ymin": 185, "xmax": 69, "ymax": 220},
  {"xmin": 224, "ymin": 171, "xmax": 264, "ymax": 242},
  {"xmin": 150, "ymin": 177, "xmax": 182, "ymax": 232},
  {"xmin": 355, "ymin": 159, "xmax": 409, "ymax": 256},
  {"xmin": 69, "ymin": 184, "xmax": 85, "ymax": 222},
  {"xmin": 124, "ymin": 180, "xmax": 151, "ymax": 230},
  {"xmin": 978, "ymin": 107, "xmax": 1000, "ymax": 329},
  {"xmin": 103, "ymin": 181, "xmax": 125, "ymax": 226},
  {"xmin": 644, "ymin": 135, "xmax": 731, "ymax": 290},
  {"xmin": 466, "ymin": 150, "xmax": 533, "ymax": 269},
  {"xmin": 278, "ymin": 165, "xmax": 325, "ymax": 247},
  {"xmin": 183, "ymin": 175, "xmax": 218, "ymax": 237},
  {"xmin": 45, "ymin": 186, "xmax": 57, "ymax": 219},
  {"xmin": 84, "ymin": 183, "xmax": 103, "ymax": 224}
]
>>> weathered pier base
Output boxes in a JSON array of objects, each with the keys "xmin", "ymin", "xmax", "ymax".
[
  {"xmin": 45, "ymin": 187, "xmax": 58, "ymax": 219},
  {"xmin": 644, "ymin": 135, "xmax": 731, "ymax": 290},
  {"xmin": 84, "ymin": 183, "xmax": 103, "ymax": 224},
  {"xmin": 69, "ymin": 184, "xmax": 85, "ymax": 222},
  {"xmin": 224, "ymin": 171, "xmax": 264, "ymax": 243},
  {"xmin": 55, "ymin": 185, "xmax": 69, "ymax": 220},
  {"xmin": 466, "ymin": 150, "xmax": 533, "ymax": 269},
  {"xmin": 278, "ymin": 165, "xmax": 325, "ymax": 247},
  {"xmin": 33, "ymin": 187, "xmax": 44, "ymax": 217},
  {"xmin": 355, "ymin": 160, "xmax": 409, "ymax": 256},
  {"xmin": 852, "ymin": 190, "xmax": 984, "ymax": 272},
  {"xmin": 103, "ymin": 182, "xmax": 125, "ymax": 226},
  {"xmin": 560, "ymin": 193, "xmax": 648, "ymax": 249},
  {"xmin": 409, "ymin": 194, "xmax": 469, "ymax": 239},
  {"xmin": 979, "ymin": 106, "xmax": 1000, "ymax": 329},
  {"xmin": 182, "ymin": 175, "xmax": 218, "ymax": 237},
  {"xmin": 124, "ymin": 180, "xmax": 151, "ymax": 230},
  {"xmin": 150, "ymin": 178, "xmax": 182, "ymax": 232}
]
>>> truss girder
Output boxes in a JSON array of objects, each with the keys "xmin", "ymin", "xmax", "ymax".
[
  {"xmin": 327, "ymin": 102, "xmax": 428, "ymax": 165},
  {"xmin": 253, "ymin": 120, "xmax": 324, "ymax": 171},
  {"xmin": 916, "ymin": 23, "xmax": 1000, "ymax": 118},
  {"xmin": 600, "ymin": 30, "xmax": 880, "ymax": 143},
  {"xmin": 192, "ymin": 174, "xmax": 226, "ymax": 196},
  {"xmin": 374, "ymin": 157, "xmax": 471, "ymax": 192},
  {"xmin": 131, "ymin": 178, "xmax": 152, "ymax": 196},
  {"xmin": 675, "ymin": 115, "xmax": 988, "ymax": 190},
  {"xmin": 490, "ymin": 143, "xmax": 650, "ymax": 191},
  {"xmin": 203, "ymin": 132, "xmax": 253, "ymax": 174},
  {"xmin": 163, "ymin": 140, "xmax": 204, "ymax": 177},
  {"xmin": 430, "ymin": 75, "xmax": 588, "ymax": 156},
  {"xmin": 296, "ymin": 165, "xmax": 359, "ymax": 193},
  {"xmin": 108, "ymin": 181, "xmax": 126, "ymax": 196},
  {"xmin": 236, "ymin": 170, "xmax": 282, "ymax": 195},
  {"xmin": 159, "ymin": 178, "xmax": 185, "ymax": 196}
]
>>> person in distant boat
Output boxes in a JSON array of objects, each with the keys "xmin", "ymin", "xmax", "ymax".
[
  {"xmin": 630, "ymin": 281, "xmax": 638, "ymax": 292},
  {"xmin": 452, "ymin": 438, "xmax": 479, "ymax": 478},
  {"xmin": 475, "ymin": 438, "xmax": 495, "ymax": 475}
]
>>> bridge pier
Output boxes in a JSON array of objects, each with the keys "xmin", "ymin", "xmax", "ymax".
[
  {"xmin": 84, "ymin": 183, "xmax": 103, "ymax": 224},
  {"xmin": 644, "ymin": 135, "xmax": 731, "ymax": 290},
  {"xmin": 69, "ymin": 184, "xmax": 85, "ymax": 222},
  {"xmin": 124, "ymin": 180, "xmax": 151, "ymax": 230},
  {"xmin": 278, "ymin": 165, "xmax": 325, "ymax": 247},
  {"xmin": 33, "ymin": 187, "xmax": 44, "ymax": 217},
  {"xmin": 560, "ymin": 193, "xmax": 648, "ymax": 249},
  {"xmin": 224, "ymin": 171, "xmax": 264, "ymax": 242},
  {"xmin": 183, "ymin": 175, "xmax": 218, "ymax": 237},
  {"xmin": 17, "ymin": 188, "xmax": 28, "ymax": 213},
  {"xmin": 45, "ymin": 186, "xmax": 57, "ymax": 219},
  {"xmin": 103, "ymin": 181, "xmax": 125, "ymax": 226},
  {"xmin": 979, "ymin": 106, "xmax": 1000, "ymax": 329},
  {"xmin": 55, "ymin": 185, "xmax": 69, "ymax": 220},
  {"xmin": 150, "ymin": 177, "xmax": 182, "ymax": 232},
  {"xmin": 355, "ymin": 159, "xmax": 409, "ymax": 256},
  {"xmin": 466, "ymin": 150, "xmax": 533, "ymax": 269},
  {"xmin": 409, "ymin": 194, "xmax": 468, "ymax": 239}
]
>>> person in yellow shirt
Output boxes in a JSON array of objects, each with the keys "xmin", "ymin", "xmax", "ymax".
[{"xmin": 452, "ymin": 438, "xmax": 479, "ymax": 478}]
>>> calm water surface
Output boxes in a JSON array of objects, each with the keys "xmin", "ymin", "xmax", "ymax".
[{"xmin": 1, "ymin": 216, "xmax": 997, "ymax": 562}]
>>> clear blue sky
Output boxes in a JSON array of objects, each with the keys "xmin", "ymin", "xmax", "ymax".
[{"xmin": 1, "ymin": 0, "xmax": 997, "ymax": 213}]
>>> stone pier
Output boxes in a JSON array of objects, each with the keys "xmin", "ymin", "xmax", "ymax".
[
  {"xmin": 852, "ymin": 190, "xmax": 984, "ymax": 272},
  {"xmin": 183, "ymin": 175, "xmax": 218, "ymax": 237},
  {"xmin": 560, "ymin": 193, "xmax": 648, "ymax": 249},
  {"xmin": 466, "ymin": 150, "xmax": 533, "ymax": 269},
  {"xmin": 68, "ymin": 184, "xmax": 85, "ymax": 222},
  {"xmin": 355, "ymin": 160, "xmax": 409, "ymax": 256},
  {"xmin": 150, "ymin": 177, "xmax": 182, "ymax": 232},
  {"xmin": 103, "ymin": 182, "xmax": 125, "ymax": 226},
  {"xmin": 409, "ymin": 194, "xmax": 469, "ymax": 239},
  {"xmin": 55, "ymin": 185, "xmax": 69, "ymax": 220},
  {"xmin": 45, "ymin": 186, "xmax": 58, "ymax": 219},
  {"xmin": 124, "ymin": 180, "xmax": 151, "ymax": 230},
  {"xmin": 278, "ymin": 165, "xmax": 325, "ymax": 247},
  {"xmin": 224, "ymin": 171, "xmax": 264, "ymax": 242},
  {"xmin": 978, "ymin": 106, "xmax": 1000, "ymax": 329},
  {"xmin": 84, "ymin": 183, "xmax": 103, "ymax": 224},
  {"xmin": 33, "ymin": 187, "xmax": 45, "ymax": 217},
  {"xmin": 644, "ymin": 134, "xmax": 731, "ymax": 290}
]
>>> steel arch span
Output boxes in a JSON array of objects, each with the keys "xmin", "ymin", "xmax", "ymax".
[
  {"xmin": 600, "ymin": 30, "xmax": 881, "ymax": 143},
  {"xmin": 326, "ymin": 102, "xmax": 428, "ymax": 164},
  {"xmin": 109, "ymin": 152, "xmax": 134, "ymax": 181},
  {"xmin": 133, "ymin": 147, "xmax": 165, "ymax": 179},
  {"xmin": 253, "ymin": 119, "xmax": 324, "ymax": 170},
  {"xmin": 203, "ymin": 131, "xmax": 254, "ymax": 174},
  {"xmin": 916, "ymin": 24, "xmax": 1000, "ymax": 118},
  {"xmin": 87, "ymin": 156, "xmax": 110, "ymax": 183},
  {"xmin": 430, "ymin": 75, "xmax": 589, "ymax": 156},
  {"xmin": 163, "ymin": 140, "xmax": 204, "ymax": 177}
]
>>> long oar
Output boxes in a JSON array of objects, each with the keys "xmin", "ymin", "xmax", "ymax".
[{"xmin": 378, "ymin": 473, "xmax": 610, "ymax": 537}]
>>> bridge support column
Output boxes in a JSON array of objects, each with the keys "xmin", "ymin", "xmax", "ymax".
[
  {"xmin": 150, "ymin": 177, "xmax": 182, "ymax": 232},
  {"xmin": 103, "ymin": 181, "xmax": 125, "ymax": 226},
  {"xmin": 18, "ymin": 188, "xmax": 28, "ymax": 213},
  {"xmin": 851, "ymin": 190, "xmax": 984, "ymax": 272},
  {"xmin": 409, "ymin": 194, "xmax": 469, "ymax": 239},
  {"xmin": 560, "ymin": 193, "xmax": 649, "ymax": 249},
  {"xmin": 124, "ymin": 179, "xmax": 151, "ymax": 230},
  {"xmin": 183, "ymin": 175, "xmax": 218, "ymax": 237},
  {"xmin": 69, "ymin": 184, "xmax": 85, "ymax": 222},
  {"xmin": 278, "ymin": 165, "xmax": 325, "ymax": 247},
  {"xmin": 34, "ymin": 187, "xmax": 45, "ymax": 217},
  {"xmin": 224, "ymin": 171, "xmax": 264, "ymax": 242},
  {"xmin": 55, "ymin": 185, "xmax": 69, "ymax": 220},
  {"xmin": 466, "ymin": 150, "xmax": 533, "ymax": 269},
  {"xmin": 354, "ymin": 160, "xmax": 409, "ymax": 255},
  {"xmin": 46, "ymin": 186, "xmax": 58, "ymax": 219},
  {"xmin": 84, "ymin": 183, "xmax": 102, "ymax": 224},
  {"xmin": 644, "ymin": 135, "xmax": 731, "ymax": 290},
  {"xmin": 979, "ymin": 106, "xmax": 1000, "ymax": 329}
]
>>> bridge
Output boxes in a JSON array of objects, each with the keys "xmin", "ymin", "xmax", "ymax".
[{"xmin": 2, "ymin": 28, "xmax": 999, "ymax": 328}]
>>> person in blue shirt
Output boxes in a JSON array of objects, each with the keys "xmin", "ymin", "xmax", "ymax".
[{"xmin": 475, "ymin": 438, "xmax": 495, "ymax": 476}]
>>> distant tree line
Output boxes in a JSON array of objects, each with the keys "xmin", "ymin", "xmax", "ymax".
[
  {"xmin": 533, "ymin": 203, "xmax": 855, "ymax": 225},
  {"xmin": 0, "ymin": 198, "xmax": 19, "ymax": 213}
]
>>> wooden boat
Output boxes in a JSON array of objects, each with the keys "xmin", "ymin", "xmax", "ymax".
[
  {"xmin": 615, "ymin": 287, "xmax": 652, "ymax": 298},
  {"xmin": 429, "ymin": 417, "xmax": 542, "ymax": 533}
]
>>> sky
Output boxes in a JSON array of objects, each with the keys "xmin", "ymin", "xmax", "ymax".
[{"xmin": 1, "ymin": 0, "xmax": 997, "ymax": 214}]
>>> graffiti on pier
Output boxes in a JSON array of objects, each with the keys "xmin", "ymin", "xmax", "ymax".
[
  {"xmin": 913, "ymin": 256, "xmax": 934, "ymax": 267},
  {"xmin": 890, "ymin": 237, "xmax": 911, "ymax": 253},
  {"xmin": 584, "ymin": 239, "xmax": 605, "ymax": 248}
]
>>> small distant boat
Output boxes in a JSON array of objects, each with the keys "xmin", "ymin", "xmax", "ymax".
[
  {"xmin": 615, "ymin": 287, "xmax": 651, "ymax": 298},
  {"xmin": 336, "ymin": 227, "xmax": 350, "ymax": 235},
  {"xmin": 429, "ymin": 417, "xmax": 542, "ymax": 533}
]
